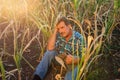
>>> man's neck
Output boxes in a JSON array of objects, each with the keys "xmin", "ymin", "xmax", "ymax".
[{"xmin": 65, "ymin": 31, "xmax": 73, "ymax": 42}]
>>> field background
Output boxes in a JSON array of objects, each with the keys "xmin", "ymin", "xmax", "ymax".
[{"xmin": 0, "ymin": 0, "xmax": 120, "ymax": 80}]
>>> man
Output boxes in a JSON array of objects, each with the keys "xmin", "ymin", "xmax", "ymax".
[{"xmin": 33, "ymin": 17, "xmax": 84, "ymax": 80}]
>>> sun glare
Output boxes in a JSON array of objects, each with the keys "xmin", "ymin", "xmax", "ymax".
[{"xmin": 0, "ymin": 0, "xmax": 39, "ymax": 20}]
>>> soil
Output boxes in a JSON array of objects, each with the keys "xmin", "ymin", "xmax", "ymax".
[{"xmin": 0, "ymin": 23, "xmax": 64, "ymax": 80}]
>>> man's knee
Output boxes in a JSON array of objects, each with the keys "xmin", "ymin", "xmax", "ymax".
[{"xmin": 44, "ymin": 50, "xmax": 56, "ymax": 57}]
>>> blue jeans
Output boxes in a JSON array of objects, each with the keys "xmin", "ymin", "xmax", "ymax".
[{"xmin": 34, "ymin": 50, "xmax": 78, "ymax": 80}]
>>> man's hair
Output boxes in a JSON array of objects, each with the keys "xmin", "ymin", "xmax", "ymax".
[{"xmin": 56, "ymin": 17, "xmax": 70, "ymax": 26}]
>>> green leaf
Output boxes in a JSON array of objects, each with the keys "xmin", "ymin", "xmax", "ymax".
[{"xmin": 0, "ymin": 60, "xmax": 6, "ymax": 80}]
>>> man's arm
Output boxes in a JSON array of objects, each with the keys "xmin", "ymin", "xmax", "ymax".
[{"xmin": 47, "ymin": 28, "xmax": 58, "ymax": 50}]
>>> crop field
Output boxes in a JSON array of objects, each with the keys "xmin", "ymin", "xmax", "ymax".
[{"xmin": 0, "ymin": 0, "xmax": 120, "ymax": 80}]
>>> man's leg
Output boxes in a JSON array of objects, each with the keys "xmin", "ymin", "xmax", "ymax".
[
  {"xmin": 64, "ymin": 67, "xmax": 78, "ymax": 80},
  {"xmin": 33, "ymin": 50, "xmax": 57, "ymax": 80}
]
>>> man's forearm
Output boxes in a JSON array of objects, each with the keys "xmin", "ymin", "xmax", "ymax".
[{"xmin": 47, "ymin": 29, "xmax": 58, "ymax": 50}]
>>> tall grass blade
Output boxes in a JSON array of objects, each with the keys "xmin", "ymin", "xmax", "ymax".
[{"xmin": 0, "ymin": 59, "xmax": 6, "ymax": 80}]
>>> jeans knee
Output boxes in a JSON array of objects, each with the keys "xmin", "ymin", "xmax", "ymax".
[{"xmin": 44, "ymin": 50, "xmax": 56, "ymax": 57}]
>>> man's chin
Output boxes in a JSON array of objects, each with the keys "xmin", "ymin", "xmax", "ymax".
[
  {"xmin": 60, "ymin": 34, "xmax": 68, "ymax": 38},
  {"xmin": 60, "ymin": 34, "xmax": 64, "ymax": 37},
  {"xmin": 61, "ymin": 35, "xmax": 65, "ymax": 37}
]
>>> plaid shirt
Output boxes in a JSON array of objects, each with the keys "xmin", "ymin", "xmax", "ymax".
[{"xmin": 55, "ymin": 31, "xmax": 84, "ymax": 57}]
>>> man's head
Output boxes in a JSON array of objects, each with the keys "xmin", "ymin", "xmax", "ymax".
[{"xmin": 56, "ymin": 17, "xmax": 72, "ymax": 39}]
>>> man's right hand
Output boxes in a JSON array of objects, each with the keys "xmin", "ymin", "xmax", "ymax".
[{"xmin": 54, "ymin": 26, "xmax": 58, "ymax": 34}]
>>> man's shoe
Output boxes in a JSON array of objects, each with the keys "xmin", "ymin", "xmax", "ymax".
[{"xmin": 32, "ymin": 75, "xmax": 41, "ymax": 80}]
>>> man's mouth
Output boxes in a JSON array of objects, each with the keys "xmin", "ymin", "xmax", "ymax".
[{"xmin": 60, "ymin": 33, "xmax": 65, "ymax": 36}]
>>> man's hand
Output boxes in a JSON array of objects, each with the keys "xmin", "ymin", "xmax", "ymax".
[
  {"xmin": 65, "ymin": 54, "xmax": 80, "ymax": 65},
  {"xmin": 54, "ymin": 26, "xmax": 58, "ymax": 34},
  {"xmin": 65, "ymin": 54, "xmax": 73, "ymax": 65}
]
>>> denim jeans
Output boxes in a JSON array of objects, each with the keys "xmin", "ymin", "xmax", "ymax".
[{"xmin": 34, "ymin": 50, "xmax": 78, "ymax": 80}]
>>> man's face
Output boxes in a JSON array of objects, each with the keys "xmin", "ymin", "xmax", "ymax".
[{"xmin": 57, "ymin": 21, "xmax": 71, "ymax": 38}]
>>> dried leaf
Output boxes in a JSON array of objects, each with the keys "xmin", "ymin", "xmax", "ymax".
[
  {"xmin": 88, "ymin": 36, "xmax": 93, "ymax": 48},
  {"xmin": 55, "ymin": 56, "xmax": 66, "ymax": 69}
]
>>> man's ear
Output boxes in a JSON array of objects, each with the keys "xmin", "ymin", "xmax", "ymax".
[{"xmin": 68, "ymin": 24, "xmax": 72, "ymax": 30}]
